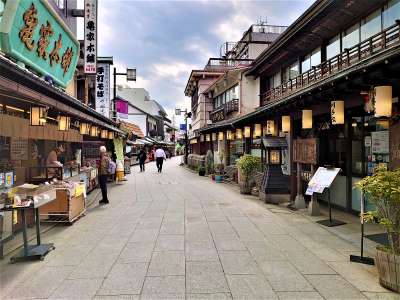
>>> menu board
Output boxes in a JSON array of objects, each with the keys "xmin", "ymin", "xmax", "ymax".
[
  {"xmin": 306, "ymin": 167, "xmax": 341, "ymax": 195},
  {"xmin": 10, "ymin": 138, "xmax": 28, "ymax": 160},
  {"xmin": 372, "ymin": 131, "xmax": 389, "ymax": 154}
]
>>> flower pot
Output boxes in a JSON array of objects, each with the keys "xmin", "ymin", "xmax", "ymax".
[
  {"xmin": 198, "ymin": 170, "xmax": 206, "ymax": 176},
  {"xmin": 240, "ymin": 181, "xmax": 252, "ymax": 194},
  {"xmin": 215, "ymin": 175, "xmax": 223, "ymax": 182},
  {"xmin": 376, "ymin": 247, "xmax": 400, "ymax": 292},
  {"xmin": 211, "ymin": 174, "xmax": 215, "ymax": 180}
]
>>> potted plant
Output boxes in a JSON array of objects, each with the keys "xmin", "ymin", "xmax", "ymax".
[
  {"xmin": 236, "ymin": 154, "xmax": 260, "ymax": 194},
  {"xmin": 205, "ymin": 150, "xmax": 214, "ymax": 177},
  {"xmin": 356, "ymin": 166, "xmax": 400, "ymax": 292},
  {"xmin": 214, "ymin": 152, "xmax": 225, "ymax": 182},
  {"xmin": 198, "ymin": 166, "xmax": 206, "ymax": 176}
]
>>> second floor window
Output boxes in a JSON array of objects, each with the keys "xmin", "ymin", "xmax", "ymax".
[{"xmin": 213, "ymin": 85, "xmax": 239, "ymax": 109}]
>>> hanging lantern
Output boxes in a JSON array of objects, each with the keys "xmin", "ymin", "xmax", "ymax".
[
  {"xmin": 101, "ymin": 129, "xmax": 108, "ymax": 139},
  {"xmin": 212, "ymin": 132, "xmax": 216, "ymax": 141},
  {"xmin": 30, "ymin": 107, "xmax": 47, "ymax": 126},
  {"xmin": 226, "ymin": 130, "xmax": 233, "ymax": 140},
  {"xmin": 266, "ymin": 120, "xmax": 275, "ymax": 135},
  {"xmin": 218, "ymin": 132, "xmax": 224, "ymax": 141},
  {"xmin": 236, "ymin": 128, "xmax": 243, "ymax": 139},
  {"xmin": 80, "ymin": 123, "xmax": 90, "ymax": 135},
  {"xmin": 58, "ymin": 116, "xmax": 71, "ymax": 131},
  {"xmin": 253, "ymin": 124, "xmax": 262, "ymax": 138},
  {"xmin": 282, "ymin": 116, "xmax": 291, "ymax": 132},
  {"xmin": 90, "ymin": 126, "xmax": 99, "ymax": 137},
  {"xmin": 331, "ymin": 100, "xmax": 344, "ymax": 125},
  {"xmin": 206, "ymin": 134, "xmax": 211, "ymax": 142},
  {"xmin": 200, "ymin": 134, "xmax": 205, "ymax": 142},
  {"xmin": 302, "ymin": 110, "xmax": 313, "ymax": 129},
  {"xmin": 108, "ymin": 131, "xmax": 114, "ymax": 139},
  {"xmin": 375, "ymin": 86, "xmax": 392, "ymax": 117},
  {"xmin": 244, "ymin": 126, "xmax": 251, "ymax": 138}
]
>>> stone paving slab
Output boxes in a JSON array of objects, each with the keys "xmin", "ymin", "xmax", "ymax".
[{"xmin": 1, "ymin": 157, "xmax": 398, "ymax": 299}]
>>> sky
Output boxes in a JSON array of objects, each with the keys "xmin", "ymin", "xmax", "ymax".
[{"xmin": 80, "ymin": 0, "xmax": 314, "ymax": 126}]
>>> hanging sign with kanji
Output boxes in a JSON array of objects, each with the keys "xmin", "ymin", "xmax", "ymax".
[
  {"xmin": 96, "ymin": 63, "xmax": 111, "ymax": 118},
  {"xmin": 0, "ymin": 0, "xmax": 79, "ymax": 87},
  {"xmin": 84, "ymin": 0, "xmax": 97, "ymax": 74}
]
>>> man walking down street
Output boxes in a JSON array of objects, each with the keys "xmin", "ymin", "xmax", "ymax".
[
  {"xmin": 137, "ymin": 148, "xmax": 147, "ymax": 172},
  {"xmin": 99, "ymin": 146, "xmax": 110, "ymax": 205},
  {"xmin": 155, "ymin": 147, "xmax": 166, "ymax": 173}
]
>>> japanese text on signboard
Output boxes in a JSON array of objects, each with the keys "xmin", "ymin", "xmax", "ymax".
[
  {"xmin": 96, "ymin": 63, "xmax": 111, "ymax": 117},
  {"xmin": 84, "ymin": 0, "xmax": 97, "ymax": 73}
]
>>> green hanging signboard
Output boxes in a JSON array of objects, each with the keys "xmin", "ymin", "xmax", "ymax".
[{"xmin": 0, "ymin": 0, "xmax": 79, "ymax": 88}]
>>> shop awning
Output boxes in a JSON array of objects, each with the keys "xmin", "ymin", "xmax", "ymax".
[
  {"xmin": 137, "ymin": 138, "xmax": 153, "ymax": 145},
  {"xmin": 126, "ymin": 140, "xmax": 145, "ymax": 145},
  {"xmin": 262, "ymin": 137, "xmax": 287, "ymax": 148}
]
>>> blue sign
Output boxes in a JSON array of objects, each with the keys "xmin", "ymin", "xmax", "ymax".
[{"xmin": 180, "ymin": 124, "xmax": 187, "ymax": 131}]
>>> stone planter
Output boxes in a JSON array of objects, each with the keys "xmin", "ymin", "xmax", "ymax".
[{"xmin": 376, "ymin": 247, "xmax": 400, "ymax": 292}]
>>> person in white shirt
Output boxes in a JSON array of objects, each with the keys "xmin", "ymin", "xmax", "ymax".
[{"xmin": 155, "ymin": 147, "xmax": 166, "ymax": 173}]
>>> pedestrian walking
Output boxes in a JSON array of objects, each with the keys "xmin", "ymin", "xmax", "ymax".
[
  {"xmin": 99, "ymin": 146, "xmax": 111, "ymax": 205},
  {"xmin": 137, "ymin": 148, "xmax": 147, "ymax": 172},
  {"xmin": 155, "ymin": 147, "xmax": 166, "ymax": 173}
]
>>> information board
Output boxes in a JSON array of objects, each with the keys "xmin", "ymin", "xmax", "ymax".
[{"xmin": 306, "ymin": 167, "xmax": 340, "ymax": 195}]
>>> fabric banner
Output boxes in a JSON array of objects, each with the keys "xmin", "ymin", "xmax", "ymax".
[
  {"xmin": 116, "ymin": 99, "xmax": 128, "ymax": 119},
  {"xmin": 84, "ymin": 0, "xmax": 97, "ymax": 73}
]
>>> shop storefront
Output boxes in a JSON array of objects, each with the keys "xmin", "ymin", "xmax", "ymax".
[{"xmin": 0, "ymin": 0, "xmax": 123, "ymax": 258}]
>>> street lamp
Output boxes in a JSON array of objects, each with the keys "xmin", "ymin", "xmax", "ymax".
[
  {"xmin": 175, "ymin": 107, "xmax": 191, "ymax": 164},
  {"xmin": 113, "ymin": 67, "xmax": 136, "ymax": 121}
]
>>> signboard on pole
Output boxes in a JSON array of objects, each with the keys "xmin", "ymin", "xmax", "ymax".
[
  {"xmin": 305, "ymin": 167, "xmax": 340, "ymax": 195},
  {"xmin": 116, "ymin": 99, "xmax": 128, "ymax": 119},
  {"xmin": 84, "ymin": 0, "xmax": 97, "ymax": 73},
  {"xmin": 96, "ymin": 63, "xmax": 110, "ymax": 118}
]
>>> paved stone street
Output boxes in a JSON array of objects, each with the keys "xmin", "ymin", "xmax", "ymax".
[{"xmin": 0, "ymin": 157, "xmax": 399, "ymax": 299}]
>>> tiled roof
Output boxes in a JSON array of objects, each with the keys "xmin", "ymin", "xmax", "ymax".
[{"xmin": 119, "ymin": 120, "xmax": 144, "ymax": 138}]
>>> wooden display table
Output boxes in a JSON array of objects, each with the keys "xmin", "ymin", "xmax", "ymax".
[{"xmin": 39, "ymin": 185, "xmax": 85, "ymax": 224}]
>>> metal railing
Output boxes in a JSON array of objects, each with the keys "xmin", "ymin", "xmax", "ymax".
[
  {"xmin": 205, "ymin": 58, "xmax": 253, "ymax": 71},
  {"xmin": 210, "ymin": 99, "xmax": 239, "ymax": 122},
  {"xmin": 261, "ymin": 22, "xmax": 400, "ymax": 106}
]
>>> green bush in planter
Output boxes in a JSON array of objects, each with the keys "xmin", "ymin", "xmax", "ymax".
[
  {"xmin": 356, "ymin": 166, "xmax": 400, "ymax": 254},
  {"xmin": 236, "ymin": 155, "xmax": 261, "ymax": 193}
]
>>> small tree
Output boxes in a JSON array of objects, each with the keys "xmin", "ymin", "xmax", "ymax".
[
  {"xmin": 205, "ymin": 150, "xmax": 214, "ymax": 175},
  {"xmin": 356, "ymin": 166, "xmax": 400, "ymax": 254},
  {"xmin": 236, "ymin": 154, "xmax": 261, "ymax": 194}
]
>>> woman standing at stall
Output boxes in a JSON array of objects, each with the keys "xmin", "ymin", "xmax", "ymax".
[{"xmin": 99, "ymin": 146, "xmax": 110, "ymax": 205}]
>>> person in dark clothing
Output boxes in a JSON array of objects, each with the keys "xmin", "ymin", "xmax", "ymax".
[
  {"xmin": 99, "ymin": 146, "xmax": 110, "ymax": 205},
  {"xmin": 137, "ymin": 149, "xmax": 147, "ymax": 172}
]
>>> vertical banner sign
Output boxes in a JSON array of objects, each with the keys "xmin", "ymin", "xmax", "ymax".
[
  {"xmin": 84, "ymin": 0, "xmax": 97, "ymax": 73},
  {"xmin": 96, "ymin": 63, "xmax": 110, "ymax": 117}
]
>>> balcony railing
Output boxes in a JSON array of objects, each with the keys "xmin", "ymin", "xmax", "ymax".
[
  {"xmin": 210, "ymin": 99, "xmax": 239, "ymax": 123},
  {"xmin": 205, "ymin": 58, "xmax": 253, "ymax": 71},
  {"xmin": 261, "ymin": 22, "xmax": 400, "ymax": 106}
]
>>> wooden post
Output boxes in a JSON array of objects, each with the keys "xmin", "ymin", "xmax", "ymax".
[
  {"xmin": 294, "ymin": 162, "xmax": 306, "ymax": 209},
  {"xmin": 308, "ymin": 164, "xmax": 320, "ymax": 216}
]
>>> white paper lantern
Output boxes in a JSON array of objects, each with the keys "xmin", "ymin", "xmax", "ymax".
[
  {"xmin": 206, "ymin": 134, "xmax": 211, "ymax": 142},
  {"xmin": 226, "ymin": 130, "xmax": 233, "ymax": 140},
  {"xmin": 80, "ymin": 123, "xmax": 90, "ymax": 135},
  {"xmin": 30, "ymin": 107, "xmax": 46, "ymax": 126},
  {"xmin": 90, "ymin": 126, "xmax": 99, "ymax": 137},
  {"xmin": 212, "ymin": 132, "xmax": 216, "ymax": 141},
  {"xmin": 244, "ymin": 126, "xmax": 251, "ymax": 138},
  {"xmin": 331, "ymin": 101, "xmax": 344, "ymax": 125},
  {"xmin": 236, "ymin": 128, "xmax": 243, "ymax": 139},
  {"xmin": 253, "ymin": 124, "xmax": 262, "ymax": 138},
  {"xmin": 266, "ymin": 120, "xmax": 275, "ymax": 135},
  {"xmin": 218, "ymin": 132, "xmax": 224, "ymax": 141},
  {"xmin": 375, "ymin": 86, "xmax": 392, "ymax": 117},
  {"xmin": 108, "ymin": 131, "xmax": 114, "ymax": 139},
  {"xmin": 58, "ymin": 116, "xmax": 70, "ymax": 131},
  {"xmin": 282, "ymin": 116, "xmax": 291, "ymax": 132},
  {"xmin": 302, "ymin": 110, "xmax": 313, "ymax": 129},
  {"xmin": 101, "ymin": 130, "xmax": 108, "ymax": 139}
]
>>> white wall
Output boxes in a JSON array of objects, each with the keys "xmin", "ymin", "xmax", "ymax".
[
  {"xmin": 240, "ymin": 76, "xmax": 260, "ymax": 114},
  {"xmin": 127, "ymin": 105, "xmax": 147, "ymax": 136},
  {"xmin": 248, "ymin": 44, "xmax": 269, "ymax": 60}
]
